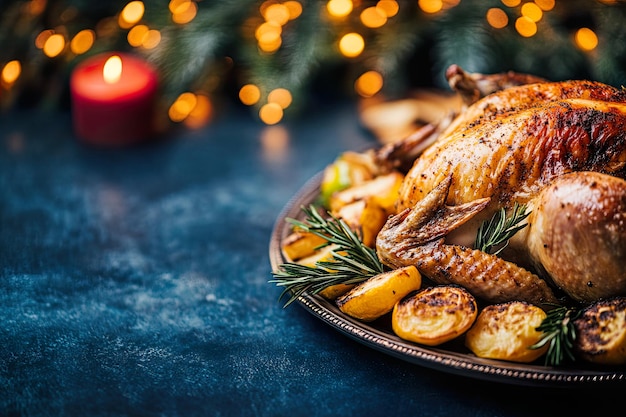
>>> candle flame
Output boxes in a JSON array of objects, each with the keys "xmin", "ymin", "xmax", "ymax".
[{"xmin": 103, "ymin": 55, "xmax": 122, "ymax": 84}]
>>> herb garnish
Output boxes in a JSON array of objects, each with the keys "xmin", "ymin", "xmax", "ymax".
[
  {"xmin": 531, "ymin": 305, "xmax": 580, "ymax": 366},
  {"xmin": 270, "ymin": 205, "xmax": 386, "ymax": 307},
  {"xmin": 475, "ymin": 202, "xmax": 530, "ymax": 255}
]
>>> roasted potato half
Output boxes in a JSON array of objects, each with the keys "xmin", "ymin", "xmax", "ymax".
[
  {"xmin": 574, "ymin": 297, "xmax": 626, "ymax": 365},
  {"xmin": 293, "ymin": 244, "xmax": 356, "ymax": 300},
  {"xmin": 465, "ymin": 301, "xmax": 548, "ymax": 363},
  {"xmin": 392, "ymin": 285, "xmax": 477, "ymax": 346},
  {"xmin": 281, "ymin": 230, "xmax": 328, "ymax": 261},
  {"xmin": 329, "ymin": 171, "xmax": 404, "ymax": 214},
  {"xmin": 336, "ymin": 265, "xmax": 421, "ymax": 322},
  {"xmin": 333, "ymin": 198, "xmax": 388, "ymax": 248}
]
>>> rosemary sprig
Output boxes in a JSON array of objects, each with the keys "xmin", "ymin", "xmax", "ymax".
[
  {"xmin": 270, "ymin": 204, "xmax": 386, "ymax": 307},
  {"xmin": 475, "ymin": 202, "xmax": 530, "ymax": 255},
  {"xmin": 530, "ymin": 305, "xmax": 580, "ymax": 366}
]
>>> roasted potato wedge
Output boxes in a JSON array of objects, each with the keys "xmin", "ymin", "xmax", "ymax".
[
  {"xmin": 392, "ymin": 285, "xmax": 477, "ymax": 346},
  {"xmin": 465, "ymin": 301, "xmax": 548, "ymax": 363},
  {"xmin": 294, "ymin": 243, "xmax": 337, "ymax": 267},
  {"xmin": 292, "ymin": 244, "xmax": 356, "ymax": 300},
  {"xmin": 333, "ymin": 198, "xmax": 388, "ymax": 248},
  {"xmin": 282, "ymin": 230, "xmax": 328, "ymax": 261},
  {"xmin": 574, "ymin": 297, "xmax": 626, "ymax": 365},
  {"xmin": 336, "ymin": 265, "xmax": 421, "ymax": 322},
  {"xmin": 329, "ymin": 171, "xmax": 404, "ymax": 214}
]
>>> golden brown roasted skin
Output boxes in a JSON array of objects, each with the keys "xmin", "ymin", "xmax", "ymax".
[
  {"xmin": 376, "ymin": 175, "xmax": 559, "ymax": 306},
  {"xmin": 379, "ymin": 76, "xmax": 626, "ymax": 304},
  {"xmin": 524, "ymin": 172, "xmax": 626, "ymax": 302},
  {"xmin": 396, "ymin": 98, "xmax": 626, "ymax": 253}
]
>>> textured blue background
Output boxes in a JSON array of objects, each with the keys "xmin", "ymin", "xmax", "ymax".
[{"xmin": 0, "ymin": 104, "xmax": 623, "ymax": 417}]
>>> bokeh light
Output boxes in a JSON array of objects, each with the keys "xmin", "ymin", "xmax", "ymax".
[
  {"xmin": 575, "ymin": 27, "xmax": 598, "ymax": 51},
  {"xmin": 486, "ymin": 8, "xmax": 508, "ymax": 29},
  {"xmin": 268, "ymin": 88, "xmax": 292, "ymax": 109},
  {"xmin": 259, "ymin": 102, "xmax": 284, "ymax": 125},
  {"xmin": 361, "ymin": 7, "xmax": 387, "ymax": 28},
  {"xmin": 377, "ymin": 0, "xmax": 399, "ymax": 17},
  {"xmin": 169, "ymin": 92, "xmax": 198, "ymax": 122},
  {"xmin": 355, "ymin": 71, "xmax": 383, "ymax": 97},
  {"xmin": 70, "ymin": 29, "xmax": 95, "ymax": 55},
  {"xmin": 1, "ymin": 60, "xmax": 21, "ymax": 85},
  {"xmin": 35, "ymin": 29, "xmax": 54, "ymax": 49},
  {"xmin": 239, "ymin": 84, "xmax": 261, "ymax": 105},
  {"xmin": 171, "ymin": 0, "xmax": 197, "ymax": 24},
  {"xmin": 534, "ymin": 0, "xmax": 555, "ymax": 11},
  {"xmin": 184, "ymin": 94, "xmax": 213, "ymax": 128},
  {"xmin": 141, "ymin": 29, "xmax": 161, "ymax": 49},
  {"xmin": 521, "ymin": 2, "xmax": 542, "ymax": 22},
  {"xmin": 327, "ymin": 0, "xmax": 353, "ymax": 18},
  {"xmin": 284, "ymin": 1, "xmax": 303, "ymax": 19},
  {"xmin": 515, "ymin": 16, "xmax": 537, "ymax": 37},
  {"xmin": 339, "ymin": 32, "xmax": 364, "ymax": 58},
  {"xmin": 43, "ymin": 33, "xmax": 66, "ymax": 57},
  {"xmin": 263, "ymin": 3, "xmax": 290, "ymax": 25},
  {"xmin": 119, "ymin": 1, "xmax": 145, "ymax": 29},
  {"xmin": 418, "ymin": 0, "xmax": 443, "ymax": 14},
  {"xmin": 127, "ymin": 24, "xmax": 149, "ymax": 47}
]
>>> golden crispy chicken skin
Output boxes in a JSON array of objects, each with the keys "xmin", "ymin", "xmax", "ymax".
[
  {"xmin": 397, "ymin": 99, "xmax": 626, "ymax": 224},
  {"xmin": 379, "ymin": 75, "xmax": 626, "ymax": 304},
  {"xmin": 524, "ymin": 172, "xmax": 626, "ymax": 302}
]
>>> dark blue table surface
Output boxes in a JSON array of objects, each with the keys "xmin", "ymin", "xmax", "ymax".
[{"xmin": 1, "ymin": 103, "xmax": 623, "ymax": 417}]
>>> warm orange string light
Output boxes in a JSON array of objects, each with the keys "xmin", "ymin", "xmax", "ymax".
[
  {"xmin": 575, "ymin": 28, "xmax": 598, "ymax": 51},
  {"xmin": 515, "ymin": 16, "xmax": 537, "ymax": 37},
  {"xmin": 486, "ymin": 8, "xmax": 508, "ymax": 29},
  {"xmin": 361, "ymin": 7, "xmax": 387, "ymax": 28},
  {"xmin": 259, "ymin": 102, "xmax": 283, "ymax": 125},
  {"xmin": 339, "ymin": 33, "xmax": 364, "ymax": 58},
  {"xmin": 119, "ymin": 1, "xmax": 145, "ymax": 29},
  {"xmin": 355, "ymin": 71, "xmax": 383, "ymax": 97},
  {"xmin": 239, "ymin": 84, "xmax": 262, "ymax": 106},
  {"xmin": 418, "ymin": 0, "xmax": 443, "ymax": 14},
  {"xmin": 70, "ymin": 29, "xmax": 95, "ymax": 55},
  {"xmin": 268, "ymin": 88, "xmax": 292, "ymax": 109},
  {"xmin": 327, "ymin": 0, "xmax": 353, "ymax": 18},
  {"xmin": 377, "ymin": 0, "xmax": 399, "ymax": 17},
  {"xmin": 1, "ymin": 60, "xmax": 21, "ymax": 85},
  {"xmin": 43, "ymin": 33, "xmax": 66, "ymax": 57}
]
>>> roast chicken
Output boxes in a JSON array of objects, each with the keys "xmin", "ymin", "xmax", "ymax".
[{"xmin": 375, "ymin": 66, "xmax": 626, "ymax": 305}]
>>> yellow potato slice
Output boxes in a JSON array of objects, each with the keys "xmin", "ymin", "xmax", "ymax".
[
  {"xmin": 281, "ymin": 230, "xmax": 328, "ymax": 261},
  {"xmin": 293, "ymin": 244, "xmax": 356, "ymax": 301},
  {"xmin": 336, "ymin": 265, "xmax": 421, "ymax": 322},
  {"xmin": 333, "ymin": 198, "xmax": 388, "ymax": 248},
  {"xmin": 392, "ymin": 285, "xmax": 477, "ymax": 346},
  {"xmin": 293, "ymin": 243, "xmax": 337, "ymax": 267},
  {"xmin": 574, "ymin": 297, "xmax": 626, "ymax": 365},
  {"xmin": 465, "ymin": 301, "xmax": 548, "ymax": 363},
  {"xmin": 329, "ymin": 171, "xmax": 404, "ymax": 214},
  {"xmin": 318, "ymin": 283, "xmax": 355, "ymax": 301}
]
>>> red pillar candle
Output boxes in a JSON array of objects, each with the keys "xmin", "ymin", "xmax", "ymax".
[{"xmin": 70, "ymin": 52, "xmax": 158, "ymax": 146}]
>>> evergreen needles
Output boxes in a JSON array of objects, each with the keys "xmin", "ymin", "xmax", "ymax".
[
  {"xmin": 270, "ymin": 205, "xmax": 386, "ymax": 307},
  {"xmin": 474, "ymin": 202, "xmax": 530, "ymax": 255},
  {"xmin": 531, "ymin": 305, "xmax": 580, "ymax": 366}
]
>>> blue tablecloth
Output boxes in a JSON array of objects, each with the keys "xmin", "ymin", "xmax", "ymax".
[{"xmin": 1, "ymin": 104, "xmax": 623, "ymax": 417}]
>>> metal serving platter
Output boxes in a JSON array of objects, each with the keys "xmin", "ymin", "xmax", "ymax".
[{"xmin": 269, "ymin": 172, "xmax": 626, "ymax": 387}]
